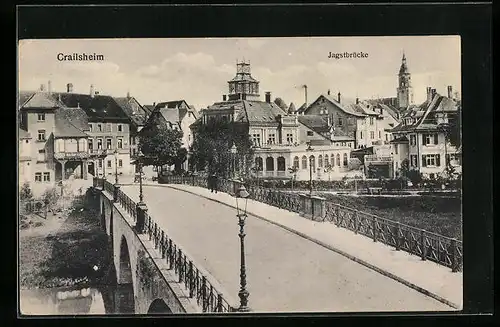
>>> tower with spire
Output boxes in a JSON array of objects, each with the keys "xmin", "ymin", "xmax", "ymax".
[
  {"xmin": 227, "ymin": 60, "xmax": 260, "ymax": 101},
  {"xmin": 396, "ymin": 52, "xmax": 414, "ymax": 108}
]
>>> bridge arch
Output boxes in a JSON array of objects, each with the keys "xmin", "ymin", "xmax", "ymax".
[
  {"xmin": 119, "ymin": 236, "xmax": 133, "ymax": 285},
  {"xmin": 116, "ymin": 235, "xmax": 136, "ymax": 313},
  {"xmin": 148, "ymin": 299, "xmax": 173, "ymax": 314}
]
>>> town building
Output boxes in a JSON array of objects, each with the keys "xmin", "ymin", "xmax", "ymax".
[
  {"xmin": 387, "ymin": 86, "xmax": 461, "ymax": 179},
  {"xmin": 192, "ymin": 61, "xmax": 354, "ymax": 181}
]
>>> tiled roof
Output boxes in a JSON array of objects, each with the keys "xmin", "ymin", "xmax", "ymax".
[
  {"xmin": 113, "ymin": 97, "xmax": 149, "ymax": 126},
  {"xmin": 390, "ymin": 135, "xmax": 409, "ymax": 143},
  {"xmin": 298, "ymin": 114, "xmax": 355, "ymax": 141},
  {"xmin": 143, "ymin": 105, "xmax": 155, "ymax": 115},
  {"xmin": 21, "ymin": 92, "xmax": 62, "ymax": 109},
  {"xmin": 154, "ymin": 100, "xmax": 196, "ymax": 124},
  {"xmin": 303, "ymin": 94, "xmax": 366, "ymax": 117},
  {"xmin": 52, "ymin": 92, "xmax": 129, "ymax": 121},
  {"xmin": 243, "ymin": 100, "xmax": 286, "ymax": 124},
  {"xmin": 19, "ymin": 128, "xmax": 31, "ymax": 139},
  {"xmin": 18, "ymin": 91, "xmax": 36, "ymax": 107},
  {"xmin": 228, "ymin": 74, "xmax": 258, "ymax": 83},
  {"xmin": 54, "ymin": 108, "xmax": 89, "ymax": 138}
]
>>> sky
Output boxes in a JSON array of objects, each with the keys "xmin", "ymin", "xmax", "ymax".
[{"xmin": 18, "ymin": 36, "xmax": 461, "ymax": 110}]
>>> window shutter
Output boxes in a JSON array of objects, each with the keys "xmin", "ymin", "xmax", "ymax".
[
  {"xmin": 436, "ymin": 154, "xmax": 441, "ymax": 166},
  {"xmin": 434, "ymin": 134, "xmax": 438, "ymax": 145},
  {"xmin": 422, "ymin": 155, "xmax": 427, "ymax": 167}
]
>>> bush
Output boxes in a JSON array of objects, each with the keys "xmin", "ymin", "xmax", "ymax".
[
  {"xmin": 20, "ymin": 183, "xmax": 33, "ymax": 201},
  {"xmin": 42, "ymin": 187, "xmax": 60, "ymax": 207}
]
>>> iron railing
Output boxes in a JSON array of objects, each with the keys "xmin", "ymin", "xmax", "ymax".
[
  {"xmin": 95, "ymin": 178, "xmax": 236, "ymax": 312},
  {"xmin": 162, "ymin": 175, "xmax": 462, "ymax": 272}
]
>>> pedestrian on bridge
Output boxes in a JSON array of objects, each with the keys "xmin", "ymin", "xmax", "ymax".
[
  {"xmin": 213, "ymin": 173, "xmax": 218, "ymax": 193},
  {"xmin": 208, "ymin": 173, "xmax": 215, "ymax": 193}
]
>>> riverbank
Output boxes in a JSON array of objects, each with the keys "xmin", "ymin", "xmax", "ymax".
[{"xmin": 19, "ymin": 191, "xmax": 113, "ymax": 290}]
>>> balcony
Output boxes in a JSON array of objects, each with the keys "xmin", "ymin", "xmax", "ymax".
[
  {"xmin": 365, "ymin": 155, "xmax": 393, "ymax": 163},
  {"xmin": 89, "ymin": 149, "xmax": 109, "ymax": 157},
  {"xmin": 54, "ymin": 151, "xmax": 90, "ymax": 160}
]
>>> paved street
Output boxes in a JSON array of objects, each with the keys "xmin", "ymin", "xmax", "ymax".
[{"xmin": 121, "ymin": 184, "xmax": 453, "ymax": 312}]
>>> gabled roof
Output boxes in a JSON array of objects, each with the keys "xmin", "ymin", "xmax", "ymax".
[
  {"xmin": 21, "ymin": 92, "xmax": 62, "ymax": 109},
  {"xmin": 54, "ymin": 108, "xmax": 89, "ymax": 138},
  {"xmin": 303, "ymin": 94, "xmax": 367, "ymax": 117},
  {"xmin": 243, "ymin": 100, "xmax": 286, "ymax": 124},
  {"xmin": 19, "ymin": 128, "xmax": 31, "ymax": 139},
  {"xmin": 52, "ymin": 92, "xmax": 129, "ymax": 121},
  {"xmin": 18, "ymin": 91, "xmax": 36, "ymax": 108},
  {"xmin": 113, "ymin": 96, "xmax": 149, "ymax": 126},
  {"xmin": 298, "ymin": 114, "xmax": 354, "ymax": 141},
  {"xmin": 154, "ymin": 100, "xmax": 197, "ymax": 124}
]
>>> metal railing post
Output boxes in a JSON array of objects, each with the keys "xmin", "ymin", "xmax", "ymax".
[{"xmin": 420, "ymin": 230, "xmax": 427, "ymax": 261}]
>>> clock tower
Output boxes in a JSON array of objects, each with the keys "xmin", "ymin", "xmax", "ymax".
[{"xmin": 396, "ymin": 52, "xmax": 414, "ymax": 108}]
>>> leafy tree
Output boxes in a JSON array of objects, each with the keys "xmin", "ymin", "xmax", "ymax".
[
  {"xmin": 190, "ymin": 120, "xmax": 254, "ymax": 178},
  {"xmin": 406, "ymin": 169, "xmax": 423, "ymax": 186},
  {"xmin": 347, "ymin": 158, "xmax": 362, "ymax": 171},
  {"xmin": 173, "ymin": 147, "xmax": 188, "ymax": 172},
  {"xmin": 274, "ymin": 97, "xmax": 288, "ymax": 112},
  {"xmin": 139, "ymin": 123, "xmax": 184, "ymax": 171},
  {"xmin": 399, "ymin": 158, "xmax": 410, "ymax": 178},
  {"xmin": 20, "ymin": 183, "xmax": 33, "ymax": 201},
  {"xmin": 288, "ymin": 166, "xmax": 299, "ymax": 190}
]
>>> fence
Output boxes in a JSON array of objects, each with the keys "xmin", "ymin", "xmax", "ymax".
[
  {"xmin": 94, "ymin": 178, "xmax": 236, "ymax": 313},
  {"xmin": 161, "ymin": 175, "xmax": 462, "ymax": 272}
]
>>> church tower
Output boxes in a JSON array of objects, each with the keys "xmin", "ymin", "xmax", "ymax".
[{"xmin": 396, "ymin": 52, "xmax": 414, "ymax": 108}]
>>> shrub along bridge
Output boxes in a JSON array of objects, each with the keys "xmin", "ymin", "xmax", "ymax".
[{"xmin": 92, "ymin": 176, "xmax": 460, "ymax": 314}]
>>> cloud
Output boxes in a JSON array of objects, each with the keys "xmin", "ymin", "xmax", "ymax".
[{"xmin": 246, "ymin": 39, "xmax": 268, "ymax": 49}]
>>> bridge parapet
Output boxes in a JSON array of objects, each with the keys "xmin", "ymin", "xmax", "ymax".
[{"xmin": 96, "ymin": 178, "xmax": 239, "ymax": 313}]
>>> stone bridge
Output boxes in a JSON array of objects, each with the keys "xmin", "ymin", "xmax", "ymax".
[{"xmin": 93, "ymin": 183, "xmax": 236, "ymax": 314}]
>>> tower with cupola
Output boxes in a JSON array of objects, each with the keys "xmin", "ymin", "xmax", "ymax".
[{"xmin": 396, "ymin": 52, "xmax": 414, "ymax": 108}]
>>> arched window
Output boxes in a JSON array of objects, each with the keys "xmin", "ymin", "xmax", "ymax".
[
  {"xmin": 78, "ymin": 138, "xmax": 87, "ymax": 152},
  {"xmin": 324, "ymin": 155, "xmax": 329, "ymax": 167},
  {"xmin": 293, "ymin": 156, "xmax": 299, "ymax": 168},
  {"xmin": 336, "ymin": 154, "xmax": 341, "ymax": 166},
  {"xmin": 309, "ymin": 155, "xmax": 316, "ymax": 171},
  {"xmin": 318, "ymin": 155, "xmax": 323, "ymax": 168},
  {"xmin": 343, "ymin": 153, "xmax": 348, "ymax": 166},
  {"xmin": 301, "ymin": 156, "xmax": 307, "ymax": 169},
  {"xmin": 266, "ymin": 157, "xmax": 274, "ymax": 171},
  {"xmin": 255, "ymin": 157, "xmax": 263, "ymax": 171},
  {"xmin": 331, "ymin": 154, "xmax": 335, "ymax": 166},
  {"xmin": 277, "ymin": 157, "xmax": 286, "ymax": 171}
]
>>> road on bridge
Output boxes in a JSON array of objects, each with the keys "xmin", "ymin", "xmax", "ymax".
[{"xmin": 121, "ymin": 185, "xmax": 452, "ymax": 312}]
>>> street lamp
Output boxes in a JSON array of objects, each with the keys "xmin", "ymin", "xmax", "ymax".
[
  {"xmin": 230, "ymin": 144, "xmax": 238, "ymax": 179},
  {"xmin": 235, "ymin": 184, "xmax": 250, "ymax": 312},
  {"xmin": 306, "ymin": 142, "xmax": 314, "ymax": 196},
  {"xmin": 138, "ymin": 150, "xmax": 145, "ymax": 204},
  {"xmin": 114, "ymin": 149, "xmax": 119, "ymax": 185}
]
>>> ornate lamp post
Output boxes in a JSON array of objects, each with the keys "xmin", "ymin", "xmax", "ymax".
[
  {"xmin": 138, "ymin": 150, "xmax": 145, "ymax": 204},
  {"xmin": 235, "ymin": 185, "xmax": 250, "ymax": 312},
  {"xmin": 114, "ymin": 149, "xmax": 119, "ymax": 185},
  {"xmin": 230, "ymin": 144, "xmax": 238, "ymax": 179},
  {"xmin": 306, "ymin": 142, "xmax": 314, "ymax": 196}
]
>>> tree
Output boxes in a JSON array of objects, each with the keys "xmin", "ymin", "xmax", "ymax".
[
  {"xmin": 274, "ymin": 97, "xmax": 288, "ymax": 112},
  {"xmin": 288, "ymin": 166, "xmax": 299, "ymax": 190},
  {"xmin": 406, "ymin": 169, "xmax": 423, "ymax": 186},
  {"xmin": 399, "ymin": 158, "xmax": 410, "ymax": 178},
  {"xmin": 288, "ymin": 102, "xmax": 296, "ymax": 114},
  {"xmin": 324, "ymin": 164, "xmax": 334, "ymax": 181},
  {"xmin": 139, "ymin": 124, "xmax": 184, "ymax": 171},
  {"xmin": 347, "ymin": 158, "xmax": 362, "ymax": 171},
  {"xmin": 190, "ymin": 120, "xmax": 254, "ymax": 178},
  {"xmin": 173, "ymin": 147, "xmax": 188, "ymax": 172},
  {"xmin": 20, "ymin": 183, "xmax": 33, "ymax": 201}
]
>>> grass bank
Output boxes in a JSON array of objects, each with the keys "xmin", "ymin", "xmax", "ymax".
[
  {"xmin": 318, "ymin": 193, "xmax": 462, "ymax": 240},
  {"xmin": 19, "ymin": 191, "xmax": 113, "ymax": 290}
]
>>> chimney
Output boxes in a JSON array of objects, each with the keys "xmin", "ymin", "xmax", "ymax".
[
  {"xmin": 327, "ymin": 89, "xmax": 330, "ymax": 96},
  {"xmin": 223, "ymin": 94, "xmax": 227, "ymax": 101},
  {"xmin": 356, "ymin": 97, "xmax": 359, "ymax": 105},
  {"xmin": 431, "ymin": 88, "xmax": 437, "ymax": 99},
  {"xmin": 40, "ymin": 84, "xmax": 45, "ymax": 92},
  {"xmin": 126, "ymin": 91, "xmax": 130, "ymax": 99},
  {"xmin": 447, "ymin": 85, "xmax": 453, "ymax": 98},
  {"xmin": 153, "ymin": 102, "xmax": 156, "ymax": 107},
  {"xmin": 337, "ymin": 91, "xmax": 341, "ymax": 103},
  {"xmin": 67, "ymin": 83, "xmax": 73, "ymax": 93},
  {"xmin": 90, "ymin": 84, "xmax": 95, "ymax": 98},
  {"xmin": 265, "ymin": 91, "xmax": 271, "ymax": 103},
  {"xmin": 426, "ymin": 87, "xmax": 432, "ymax": 102},
  {"xmin": 47, "ymin": 80, "xmax": 52, "ymax": 94}
]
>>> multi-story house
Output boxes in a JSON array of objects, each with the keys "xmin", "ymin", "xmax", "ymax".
[
  {"xmin": 191, "ymin": 61, "xmax": 354, "ymax": 181},
  {"xmin": 387, "ymin": 86, "xmax": 461, "ymax": 179},
  {"xmin": 18, "ymin": 90, "xmax": 90, "ymax": 196}
]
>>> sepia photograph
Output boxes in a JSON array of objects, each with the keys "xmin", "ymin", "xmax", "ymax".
[{"xmin": 18, "ymin": 36, "xmax": 463, "ymax": 315}]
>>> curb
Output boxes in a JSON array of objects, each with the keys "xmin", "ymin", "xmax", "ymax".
[{"xmin": 126, "ymin": 183, "xmax": 461, "ymax": 310}]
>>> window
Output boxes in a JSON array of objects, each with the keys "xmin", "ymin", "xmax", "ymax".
[
  {"xmin": 88, "ymin": 124, "xmax": 93, "ymax": 132},
  {"xmin": 336, "ymin": 154, "xmax": 341, "ymax": 166},
  {"xmin": 301, "ymin": 156, "xmax": 307, "ymax": 169},
  {"xmin": 106, "ymin": 138, "xmax": 112, "ymax": 149},
  {"xmin": 98, "ymin": 159, "xmax": 103, "ymax": 168},
  {"xmin": 97, "ymin": 139, "xmax": 103, "ymax": 149},
  {"xmin": 107, "ymin": 123, "xmax": 112, "ymax": 132},
  {"xmin": 360, "ymin": 131, "xmax": 363, "ymax": 139},
  {"xmin": 395, "ymin": 145, "xmax": 398, "ymax": 155},
  {"xmin": 107, "ymin": 160, "xmax": 112, "ymax": 168},
  {"xmin": 324, "ymin": 155, "xmax": 329, "ymax": 167},
  {"xmin": 88, "ymin": 139, "xmax": 93, "ymax": 151},
  {"xmin": 255, "ymin": 157, "xmax": 263, "ymax": 171},
  {"xmin": 370, "ymin": 131, "xmax": 375, "ymax": 139},
  {"xmin": 422, "ymin": 154, "xmax": 441, "ymax": 167},
  {"xmin": 343, "ymin": 153, "xmax": 348, "ymax": 166},
  {"xmin": 338, "ymin": 117, "xmax": 343, "ymax": 126},
  {"xmin": 286, "ymin": 133, "xmax": 294, "ymax": 144},
  {"xmin": 97, "ymin": 124, "xmax": 102, "ymax": 132},
  {"xmin": 37, "ymin": 130, "xmax": 46, "ymax": 141},
  {"xmin": 410, "ymin": 135, "xmax": 416, "ymax": 146},
  {"xmin": 78, "ymin": 139, "xmax": 86, "ymax": 152},
  {"xmin": 423, "ymin": 133, "xmax": 438, "ymax": 146},
  {"xmin": 37, "ymin": 149, "xmax": 46, "ymax": 162},
  {"xmin": 293, "ymin": 156, "xmax": 299, "ymax": 168},
  {"xmin": 117, "ymin": 138, "xmax": 123, "ymax": 149},
  {"xmin": 370, "ymin": 117, "xmax": 374, "ymax": 125},
  {"xmin": 267, "ymin": 134, "xmax": 276, "ymax": 145},
  {"xmin": 307, "ymin": 131, "xmax": 314, "ymax": 136},
  {"xmin": 43, "ymin": 172, "xmax": 50, "ymax": 182},
  {"xmin": 385, "ymin": 134, "xmax": 388, "ymax": 142},
  {"xmin": 37, "ymin": 113, "xmax": 45, "ymax": 121},
  {"xmin": 318, "ymin": 155, "xmax": 323, "ymax": 168},
  {"xmin": 378, "ymin": 131, "xmax": 381, "ymax": 139},
  {"xmin": 118, "ymin": 124, "xmax": 123, "ymax": 132},
  {"xmin": 118, "ymin": 159, "xmax": 123, "ymax": 168},
  {"xmin": 251, "ymin": 134, "xmax": 261, "ymax": 147},
  {"xmin": 410, "ymin": 155, "xmax": 418, "ymax": 167},
  {"xmin": 330, "ymin": 154, "xmax": 335, "ymax": 166},
  {"xmin": 35, "ymin": 172, "xmax": 42, "ymax": 182}
]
